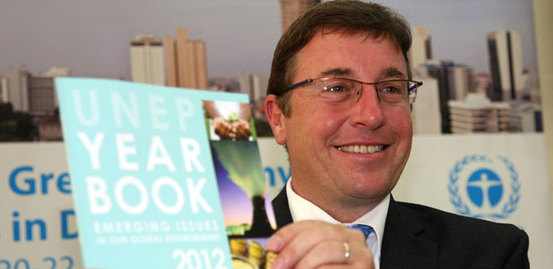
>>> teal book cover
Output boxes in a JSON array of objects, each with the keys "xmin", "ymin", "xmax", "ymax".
[{"xmin": 56, "ymin": 78, "xmax": 255, "ymax": 269}]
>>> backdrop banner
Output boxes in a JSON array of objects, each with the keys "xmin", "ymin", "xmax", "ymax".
[
  {"xmin": 394, "ymin": 133, "xmax": 553, "ymax": 267},
  {"xmin": 0, "ymin": 143, "xmax": 82, "ymax": 269},
  {"xmin": 1, "ymin": 134, "xmax": 552, "ymax": 267}
]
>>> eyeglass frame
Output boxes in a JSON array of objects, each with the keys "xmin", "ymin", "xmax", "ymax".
[{"xmin": 277, "ymin": 77, "xmax": 423, "ymax": 105}]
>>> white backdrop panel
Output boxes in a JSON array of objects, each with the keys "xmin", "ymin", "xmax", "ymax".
[
  {"xmin": 395, "ymin": 134, "xmax": 553, "ymax": 267},
  {"xmin": 1, "ymin": 134, "xmax": 551, "ymax": 268}
]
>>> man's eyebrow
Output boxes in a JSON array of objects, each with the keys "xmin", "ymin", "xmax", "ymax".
[
  {"xmin": 379, "ymin": 67, "xmax": 406, "ymax": 79},
  {"xmin": 320, "ymin": 68, "xmax": 352, "ymax": 77},
  {"xmin": 318, "ymin": 67, "xmax": 406, "ymax": 80}
]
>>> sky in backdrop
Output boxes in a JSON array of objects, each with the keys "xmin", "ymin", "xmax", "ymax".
[{"xmin": 0, "ymin": 0, "xmax": 537, "ymax": 79}]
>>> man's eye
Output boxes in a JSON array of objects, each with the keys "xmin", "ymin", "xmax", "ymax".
[
  {"xmin": 381, "ymin": 86, "xmax": 401, "ymax": 93},
  {"xmin": 379, "ymin": 82, "xmax": 404, "ymax": 95},
  {"xmin": 323, "ymin": 84, "xmax": 348, "ymax": 93}
]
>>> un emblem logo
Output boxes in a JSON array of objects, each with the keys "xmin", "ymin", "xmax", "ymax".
[{"xmin": 448, "ymin": 155, "xmax": 520, "ymax": 220}]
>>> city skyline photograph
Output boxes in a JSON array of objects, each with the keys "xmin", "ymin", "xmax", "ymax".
[
  {"xmin": 0, "ymin": 0, "xmax": 542, "ymax": 142},
  {"xmin": 0, "ymin": 0, "xmax": 538, "ymax": 79}
]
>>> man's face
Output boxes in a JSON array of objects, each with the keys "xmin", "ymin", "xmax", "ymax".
[{"xmin": 267, "ymin": 30, "xmax": 413, "ymax": 213}]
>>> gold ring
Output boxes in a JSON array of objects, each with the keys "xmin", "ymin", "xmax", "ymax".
[{"xmin": 343, "ymin": 242, "xmax": 350, "ymax": 263}]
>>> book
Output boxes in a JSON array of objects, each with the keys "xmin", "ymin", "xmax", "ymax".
[{"xmin": 56, "ymin": 78, "xmax": 275, "ymax": 269}]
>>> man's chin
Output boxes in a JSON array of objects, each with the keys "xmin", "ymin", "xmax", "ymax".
[{"xmin": 341, "ymin": 178, "xmax": 396, "ymax": 197}]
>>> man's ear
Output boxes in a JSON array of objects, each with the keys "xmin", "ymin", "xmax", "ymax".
[{"xmin": 264, "ymin": 95, "xmax": 287, "ymax": 145}]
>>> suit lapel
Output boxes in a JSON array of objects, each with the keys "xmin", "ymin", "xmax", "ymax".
[
  {"xmin": 272, "ymin": 187, "xmax": 293, "ymax": 228},
  {"xmin": 380, "ymin": 198, "xmax": 438, "ymax": 269}
]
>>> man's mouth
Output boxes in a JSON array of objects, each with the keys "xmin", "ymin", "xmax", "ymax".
[{"xmin": 336, "ymin": 145, "xmax": 385, "ymax": 154}]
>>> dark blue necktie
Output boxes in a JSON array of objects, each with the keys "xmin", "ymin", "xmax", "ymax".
[{"xmin": 348, "ymin": 224, "xmax": 375, "ymax": 240}]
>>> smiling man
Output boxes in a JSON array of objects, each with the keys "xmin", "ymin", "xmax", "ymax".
[{"xmin": 264, "ymin": 1, "xmax": 529, "ymax": 269}]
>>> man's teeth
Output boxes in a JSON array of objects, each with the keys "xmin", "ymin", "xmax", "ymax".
[{"xmin": 338, "ymin": 145, "xmax": 384, "ymax": 153}]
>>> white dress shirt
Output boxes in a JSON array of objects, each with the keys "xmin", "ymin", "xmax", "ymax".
[{"xmin": 285, "ymin": 178, "xmax": 389, "ymax": 269}]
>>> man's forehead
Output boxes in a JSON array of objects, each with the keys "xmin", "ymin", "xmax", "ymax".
[{"xmin": 294, "ymin": 31, "xmax": 407, "ymax": 80}]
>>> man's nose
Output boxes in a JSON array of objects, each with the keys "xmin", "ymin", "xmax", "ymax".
[{"xmin": 349, "ymin": 85, "xmax": 386, "ymax": 129}]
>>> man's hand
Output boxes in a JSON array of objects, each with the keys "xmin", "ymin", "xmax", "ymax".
[{"xmin": 267, "ymin": 220, "xmax": 374, "ymax": 269}]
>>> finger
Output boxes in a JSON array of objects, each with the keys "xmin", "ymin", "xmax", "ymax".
[
  {"xmin": 349, "ymin": 240, "xmax": 375, "ymax": 268},
  {"xmin": 294, "ymin": 240, "xmax": 351, "ymax": 268},
  {"xmin": 317, "ymin": 241, "xmax": 375, "ymax": 269},
  {"xmin": 267, "ymin": 222, "xmax": 341, "ymax": 268},
  {"xmin": 269, "ymin": 225, "xmax": 337, "ymax": 268},
  {"xmin": 267, "ymin": 221, "xmax": 365, "ymax": 268},
  {"xmin": 297, "ymin": 239, "xmax": 374, "ymax": 268},
  {"xmin": 267, "ymin": 220, "xmax": 331, "ymax": 252},
  {"xmin": 268, "ymin": 220, "xmax": 363, "ymax": 252}
]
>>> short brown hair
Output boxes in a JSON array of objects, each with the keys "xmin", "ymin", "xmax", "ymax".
[{"xmin": 267, "ymin": 0, "xmax": 412, "ymax": 115}]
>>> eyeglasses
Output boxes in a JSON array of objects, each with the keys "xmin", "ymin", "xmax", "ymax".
[{"xmin": 281, "ymin": 77, "xmax": 422, "ymax": 106}]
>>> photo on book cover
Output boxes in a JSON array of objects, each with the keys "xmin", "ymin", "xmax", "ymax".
[{"xmin": 203, "ymin": 100, "xmax": 277, "ymax": 269}]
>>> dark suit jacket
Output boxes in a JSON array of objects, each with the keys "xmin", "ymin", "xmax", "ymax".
[{"xmin": 272, "ymin": 188, "xmax": 529, "ymax": 269}]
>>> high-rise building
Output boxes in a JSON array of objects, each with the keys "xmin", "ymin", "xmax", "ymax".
[
  {"xmin": 130, "ymin": 35, "xmax": 165, "ymax": 85},
  {"xmin": 279, "ymin": 0, "xmax": 320, "ymax": 33},
  {"xmin": 410, "ymin": 74, "xmax": 441, "ymax": 134},
  {"xmin": 165, "ymin": 29, "xmax": 208, "ymax": 89},
  {"xmin": 1, "ymin": 76, "xmax": 8, "ymax": 103},
  {"xmin": 409, "ymin": 26, "xmax": 432, "ymax": 69},
  {"xmin": 1, "ymin": 66, "xmax": 60, "ymax": 116},
  {"xmin": 447, "ymin": 65, "xmax": 474, "ymax": 101},
  {"xmin": 487, "ymin": 30, "xmax": 523, "ymax": 101},
  {"xmin": 422, "ymin": 60, "xmax": 474, "ymax": 133},
  {"xmin": 2, "ymin": 66, "xmax": 30, "ymax": 112},
  {"xmin": 28, "ymin": 76, "xmax": 57, "ymax": 116}
]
